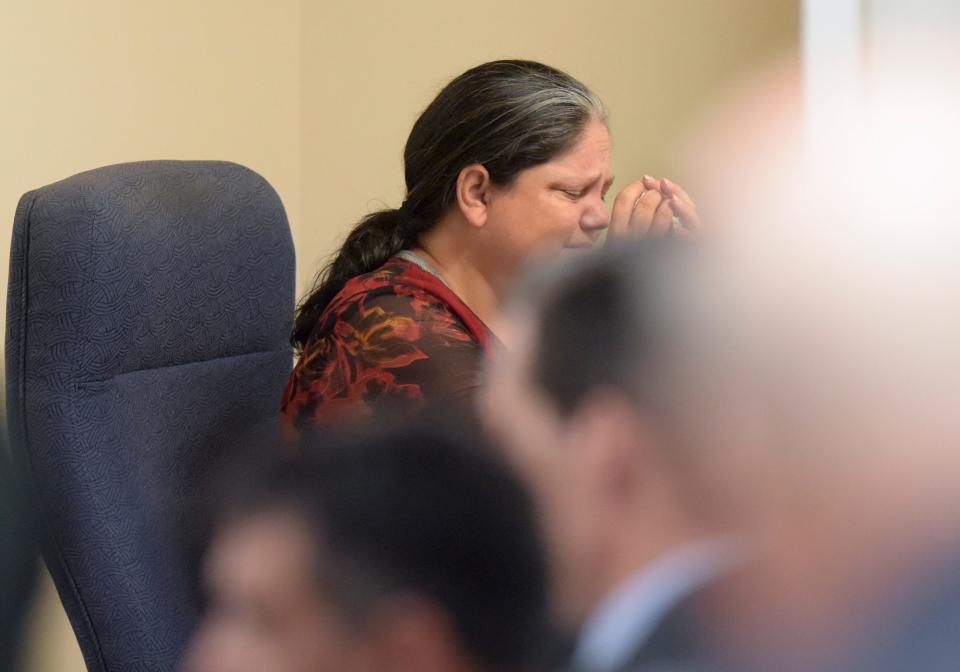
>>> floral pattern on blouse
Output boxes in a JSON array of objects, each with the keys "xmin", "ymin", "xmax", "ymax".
[{"xmin": 281, "ymin": 257, "xmax": 493, "ymax": 434}]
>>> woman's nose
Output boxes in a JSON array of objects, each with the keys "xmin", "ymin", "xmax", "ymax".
[{"xmin": 581, "ymin": 200, "xmax": 611, "ymax": 232}]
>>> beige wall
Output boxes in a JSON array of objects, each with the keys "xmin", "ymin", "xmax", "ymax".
[
  {"xmin": 0, "ymin": 0, "xmax": 301, "ymax": 356},
  {"xmin": 4, "ymin": 1, "xmax": 796, "ymax": 670}
]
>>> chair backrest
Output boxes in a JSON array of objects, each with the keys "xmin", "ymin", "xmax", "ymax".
[{"xmin": 5, "ymin": 161, "xmax": 296, "ymax": 672}]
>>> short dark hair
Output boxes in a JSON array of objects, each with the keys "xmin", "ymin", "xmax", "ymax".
[
  {"xmin": 209, "ymin": 417, "xmax": 550, "ymax": 670},
  {"xmin": 514, "ymin": 238, "xmax": 696, "ymax": 417}
]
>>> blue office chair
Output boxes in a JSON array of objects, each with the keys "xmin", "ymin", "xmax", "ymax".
[{"xmin": 5, "ymin": 161, "xmax": 295, "ymax": 671}]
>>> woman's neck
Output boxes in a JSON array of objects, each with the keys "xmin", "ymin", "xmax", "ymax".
[{"xmin": 414, "ymin": 225, "xmax": 505, "ymax": 339}]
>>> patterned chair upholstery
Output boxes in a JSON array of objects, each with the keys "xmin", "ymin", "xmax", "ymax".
[{"xmin": 5, "ymin": 161, "xmax": 295, "ymax": 671}]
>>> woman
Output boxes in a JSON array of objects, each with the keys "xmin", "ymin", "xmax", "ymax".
[{"xmin": 282, "ymin": 59, "xmax": 699, "ymax": 432}]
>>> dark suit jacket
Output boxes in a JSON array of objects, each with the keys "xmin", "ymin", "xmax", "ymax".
[
  {"xmin": 624, "ymin": 553, "xmax": 960, "ymax": 672},
  {"xmin": 836, "ymin": 559, "xmax": 960, "ymax": 672},
  {"xmin": 615, "ymin": 591, "xmax": 716, "ymax": 672},
  {"xmin": 567, "ymin": 575, "xmax": 722, "ymax": 672}
]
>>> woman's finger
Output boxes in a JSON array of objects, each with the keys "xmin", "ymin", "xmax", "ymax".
[
  {"xmin": 669, "ymin": 195, "xmax": 701, "ymax": 231},
  {"xmin": 660, "ymin": 178, "xmax": 690, "ymax": 201},
  {"xmin": 648, "ymin": 199, "xmax": 675, "ymax": 236},
  {"xmin": 610, "ymin": 180, "xmax": 648, "ymax": 236},
  {"xmin": 657, "ymin": 178, "xmax": 700, "ymax": 231},
  {"xmin": 628, "ymin": 189, "xmax": 665, "ymax": 235}
]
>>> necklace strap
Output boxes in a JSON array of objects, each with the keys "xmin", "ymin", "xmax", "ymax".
[{"xmin": 395, "ymin": 249, "xmax": 450, "ymax": 289}]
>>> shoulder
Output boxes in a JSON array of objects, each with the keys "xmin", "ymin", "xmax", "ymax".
[
  {"xmin": 315, "ymin": 258, "xmax": 478, "ymax": 346},
  {"xmin": 330, "ymin": 258, "xmax": 413, "ymax": 308}
]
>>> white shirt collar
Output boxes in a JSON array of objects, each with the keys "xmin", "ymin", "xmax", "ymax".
[{"xmin": 572, "ymin": 538, "xmax": 742, "ymax": 672}]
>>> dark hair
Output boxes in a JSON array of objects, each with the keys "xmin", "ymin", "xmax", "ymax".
[
  {"xmin": 514, "ymin": 239, "xmax": 696, "ymax": 417},
  {"xmin": 208, "ymin": 417, "xmax": 550, "ymax": 669},
  {"xmin": 292, "ymin": 59, "xmax": 606, "ymax": 350}
]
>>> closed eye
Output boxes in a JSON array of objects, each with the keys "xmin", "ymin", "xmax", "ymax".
[{"xmin": 601, "ymin": 177, "xmax": 615, "ymax": 202}]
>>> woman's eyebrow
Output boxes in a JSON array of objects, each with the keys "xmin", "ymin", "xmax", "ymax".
[
  {"xmin": 551, "ymin": 173, "xmax": 613, "ymax": 190},
  {"xmin": 579, "ymin": 173, "xmax": 612, "ymax": 189}
]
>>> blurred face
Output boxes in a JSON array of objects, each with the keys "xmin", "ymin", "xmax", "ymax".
[
  {"xmin": 483, "ymin": 118, "xmax": 613, "ymax": 273},
  {"xmin": 484, "ymin": 316, "xmax": 606, "ymax": 624},
  {"xmin": 183, "ymin": 511, "xmax": 363, "ymax": 672}
]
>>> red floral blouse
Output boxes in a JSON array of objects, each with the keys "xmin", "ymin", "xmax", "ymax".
[{"xmin": 281, "ymin": 257, "xmax": 495, "ymax": 434}]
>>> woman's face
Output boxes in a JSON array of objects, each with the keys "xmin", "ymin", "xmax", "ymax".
[{"xmin": 482, "ymin": 118, "xmax": 614, "ymax": 274}]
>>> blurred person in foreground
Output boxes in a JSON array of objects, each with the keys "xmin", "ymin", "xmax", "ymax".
[
  {"xmin": 485, "ymin": 238, "xmax": 742, "ymax": 672},
  {"xmin": 655, "ymin": 40, "xmax": 960, "ymax": 672},
  {"xmin": 182, "ymin": 419, "xmax": 549, "ymax": 672}
]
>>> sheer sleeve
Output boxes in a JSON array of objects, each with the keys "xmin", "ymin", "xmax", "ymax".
[{"xmin": 281, "ymin": 286, "xmax": 485, "ymax": 433}]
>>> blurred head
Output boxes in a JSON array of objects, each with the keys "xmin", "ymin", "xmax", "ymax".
[
  {"xmin": 485, "ymin": 240, "xmax": 713, "ymax": 626},
  {"xmin": 664, "ymin": 42, "xmax": 960, "ymax": 667},
  {"xmin": 184, "ymin": 421, "xmax": 549, "ymax": 672},
  {"xmin": 293, "ymin": 59, "xmax": 609, "ymax": 349}
]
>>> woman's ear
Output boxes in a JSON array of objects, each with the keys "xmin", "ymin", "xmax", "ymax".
[
  {"xmin": 570, "ymin": 390, "xmax": 658, "ymax": 502},
  {"xmin": 455, "ymin": 164, "xmax": 491, "ymax": 229}
]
